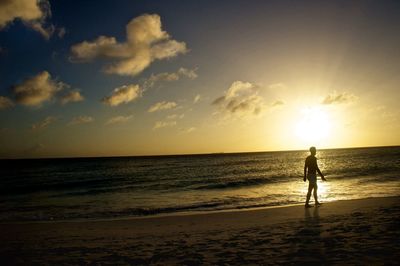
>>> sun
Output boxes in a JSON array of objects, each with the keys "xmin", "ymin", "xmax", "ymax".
[{"xmin": 295, "ymin": 107, "xmax": 332, "ymax": 146}]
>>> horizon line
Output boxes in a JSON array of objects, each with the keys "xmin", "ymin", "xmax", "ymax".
[{"xmin": 1, "ymin": 144, "xmax": 399, "ymax": 160}]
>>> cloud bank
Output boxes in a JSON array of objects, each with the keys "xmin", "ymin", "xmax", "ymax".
[
  {"xmin": 70, "ymin": 14, "xmax": 188, "ymax": 76},
  {"xmin": 102, "ymin": 84, "xmax": 142, "ymax": 106},
  {"xmin": 212, "ymin": 81, "xmax": 265, "ymax": 117}
]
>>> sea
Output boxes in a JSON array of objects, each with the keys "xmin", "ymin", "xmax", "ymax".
[{"xmin": 1, "ymin": 146, "xmax": 399, "ymax": 222}]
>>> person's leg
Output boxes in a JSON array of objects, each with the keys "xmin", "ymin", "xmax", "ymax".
[
  {"xmin": 306, "ymin": 182, "xmax": 313, "ymax": 206},
  {"xmin": 313, "ymin": 183, "xmax": 320, "ymax": 204}
]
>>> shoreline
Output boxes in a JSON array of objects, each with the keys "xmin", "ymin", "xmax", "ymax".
[
  {"xmin": 1, "ymin": 195, "xmax": 398, "ymax": 225},
  {"xmin": 1, "ymin": 196, "xmax": 399, "ymax": 264}
]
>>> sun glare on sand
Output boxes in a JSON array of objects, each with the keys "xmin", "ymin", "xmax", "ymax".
[{"xmin": 295, "ymin": 107, "xmax": 332, "ymax": 146}]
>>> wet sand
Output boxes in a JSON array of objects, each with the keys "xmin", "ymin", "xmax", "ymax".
[{"xmin": 1, "ymin": 196, "xmax": 400, "ymax": 265}]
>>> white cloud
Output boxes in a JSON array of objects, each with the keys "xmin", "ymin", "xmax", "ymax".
[
  {"xmin": 322, "ymin": 91, "xmax": 358, "ymax": 105},
  {"xmin": 0, "ymin": 96, "xmax": 14, "ymax": 109},
  {"xmin": 31, "ymin": 116, "xmax": 56, "ymax": 130},
  {"xmin": 212, "ymin": 81, "xmax": 265, "ymax": 117},
  {"xmin": 105, "ymin": 115, "xmax": 133, "ymax": 125},
  {"xmin": 153, "ymin": 120, "xmax": 177, "ymax": 130},
  {"xmin": 143, "ymin": 67, "xmax": 197, "ymax": 89},
  {"xmin": 102, "ymin": 84, "xmax": 142, "ymax": 106},
  {"xmin": 193, "ymin": 94, "xmax": 201, "ymax": 104},
  {"xmin": 68, "ymin": 116, "xmax": 93, "ymax": 126},
  {"xmin": 70, "ymin": 14, "xmax": 188, "ymax": 76},
  {"xmin": 12, "ymin": 71, "xmax": 66, "ymax": 107},
  {"xmin": 0, "ymin": 0, "xmax": 56, "ymax": 39},
  {"xmin": 60, "ymin": 90, "xmax": 84, "ymax": 105},
  {"xmin": 148, "ymin": 101, "xmax": 177, "ymax": 112}
]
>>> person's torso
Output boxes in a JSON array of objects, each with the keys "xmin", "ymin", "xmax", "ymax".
[{"xmin": 306, "ymin": 155, "xmax": 318, "ymax": 175}]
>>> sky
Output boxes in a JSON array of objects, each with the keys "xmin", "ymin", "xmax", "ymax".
[{"xmin": 0, "ymin": 0, "xmax": 399, "ymax": 158}]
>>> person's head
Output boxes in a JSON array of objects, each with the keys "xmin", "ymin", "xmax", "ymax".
[{"xmin": 309, "ymin": 146, "xmax": 316, "ymax": 156}]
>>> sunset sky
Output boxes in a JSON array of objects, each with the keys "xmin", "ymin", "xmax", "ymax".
[{"xmin": 0, "ymin": 0, "xmax": 399, "ymax": 158}]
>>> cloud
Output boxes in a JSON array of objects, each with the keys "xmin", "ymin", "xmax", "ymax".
[
  {"xmin": 268, "ymin": 83, "xmax": 286, "ymax": 90},
  {"xmin": 102, "ymin": 84, "xmax": 142, "ymax": 106},
  {"xmin": 7, "ymin": 71, "xmax": 80, "ymax": 107},
  {"xmin": 193, "ymin": 94, "xmax": 201, "ymax": 104},
  {"xmin": 31, "ymin": 116, "xmax": 56, "ymax": 130},
  {"xmin": 0, "ymin": 96, "xmax": 14, "ymax": 109},
  {"xmin": 153, "ymin": 120, "xmax": 177, "ymax": 130},
  {"xmin": 212, "ymin": 81, "xmax": 265, "ymax": 117},
  {"xmin": 143, "ymin": 67, "xmax": 197, "ymax": 89},
  {"xmin": 166, "ymin": 113, "xmax": 184, "ymax": 120},
  {"xmin": 68, "ymin": 116, "xmax": 93, "ymax": 126},
  {"xmin": 271, "ymin": 100, "xmax": 285, "ymax": 107},
  {"xmin": 322, "ymin": 91, "xmax": 358, "ymax": 105},
  {"xmin": 152, "ymin": 112, "xmax": 184, "ymax": 130},
  {"xmin": 60, "ymin": 90, "xmax": 84, "ymax": 105},
  {"xmin": 12, "ymin": 71, "xmax": 66, "ymax": 107},
  {"xmin": 180, "ymin": 127, "xmax": 196, "ymax": 133},
  {"xmin": 105, "ymin": 115, "xmax": 133, "ymax": 125},
  {"xmin": 144, "ymin": 72, "xmax": 179, "ymax": 89},
  {"xmin": 0, "ymin": 0, "xmax": 57, "ymax": 39},
  {"xmin": 57, "ymin": 27, "xmax": 66, "ymax": 38},
  {"xmin": 148, "ymin": 101, "xmax": 177, "ymax": 112},
  {"xmin": 70, "ymin": 14, "xmax": 188, "ymax": 76},
  {"xmin": 177, "ymin": 67, "xmax": 198, "ymax": 79}
]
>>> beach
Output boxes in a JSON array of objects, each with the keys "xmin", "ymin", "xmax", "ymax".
[{"xmin": 1, "ymin": 196, "xmax": 399, "ymax": 265}]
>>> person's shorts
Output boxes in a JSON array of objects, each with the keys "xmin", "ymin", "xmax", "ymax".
[{"xmin": 307, "ymin": 174, "xmax": 317, "ymax": 186}]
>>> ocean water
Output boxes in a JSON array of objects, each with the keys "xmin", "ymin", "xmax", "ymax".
[{"xmin": 0, "ymin": 146, "xmax": 399, "ymax": 222}]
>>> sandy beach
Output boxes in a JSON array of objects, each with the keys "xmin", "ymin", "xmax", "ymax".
[{"xmin": 1, "ymin": 196, "xmax": 399, "ymax": 265}]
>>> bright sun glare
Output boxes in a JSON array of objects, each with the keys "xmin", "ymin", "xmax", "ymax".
[{"xmin": 295, "ymin": 107, "xmax": 332, "ymax": 146}]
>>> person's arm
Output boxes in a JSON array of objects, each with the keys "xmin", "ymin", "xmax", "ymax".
[
  {"xmin": 303, "ymin": 160, "xmax": 307, "ymax": 182},
  {"xmin": 317, "ymin": 166, "xmax": 326, "ymax": 181}
]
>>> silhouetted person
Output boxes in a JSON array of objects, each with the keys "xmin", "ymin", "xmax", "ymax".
[{"xmin": 304, "ymin": 146, "xmax": 326, "ymax": 207}]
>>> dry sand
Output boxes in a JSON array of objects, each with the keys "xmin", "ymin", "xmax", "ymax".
[{"xmin": 1, "ymin": 196, "xmax": 400, "ymax": 265}]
